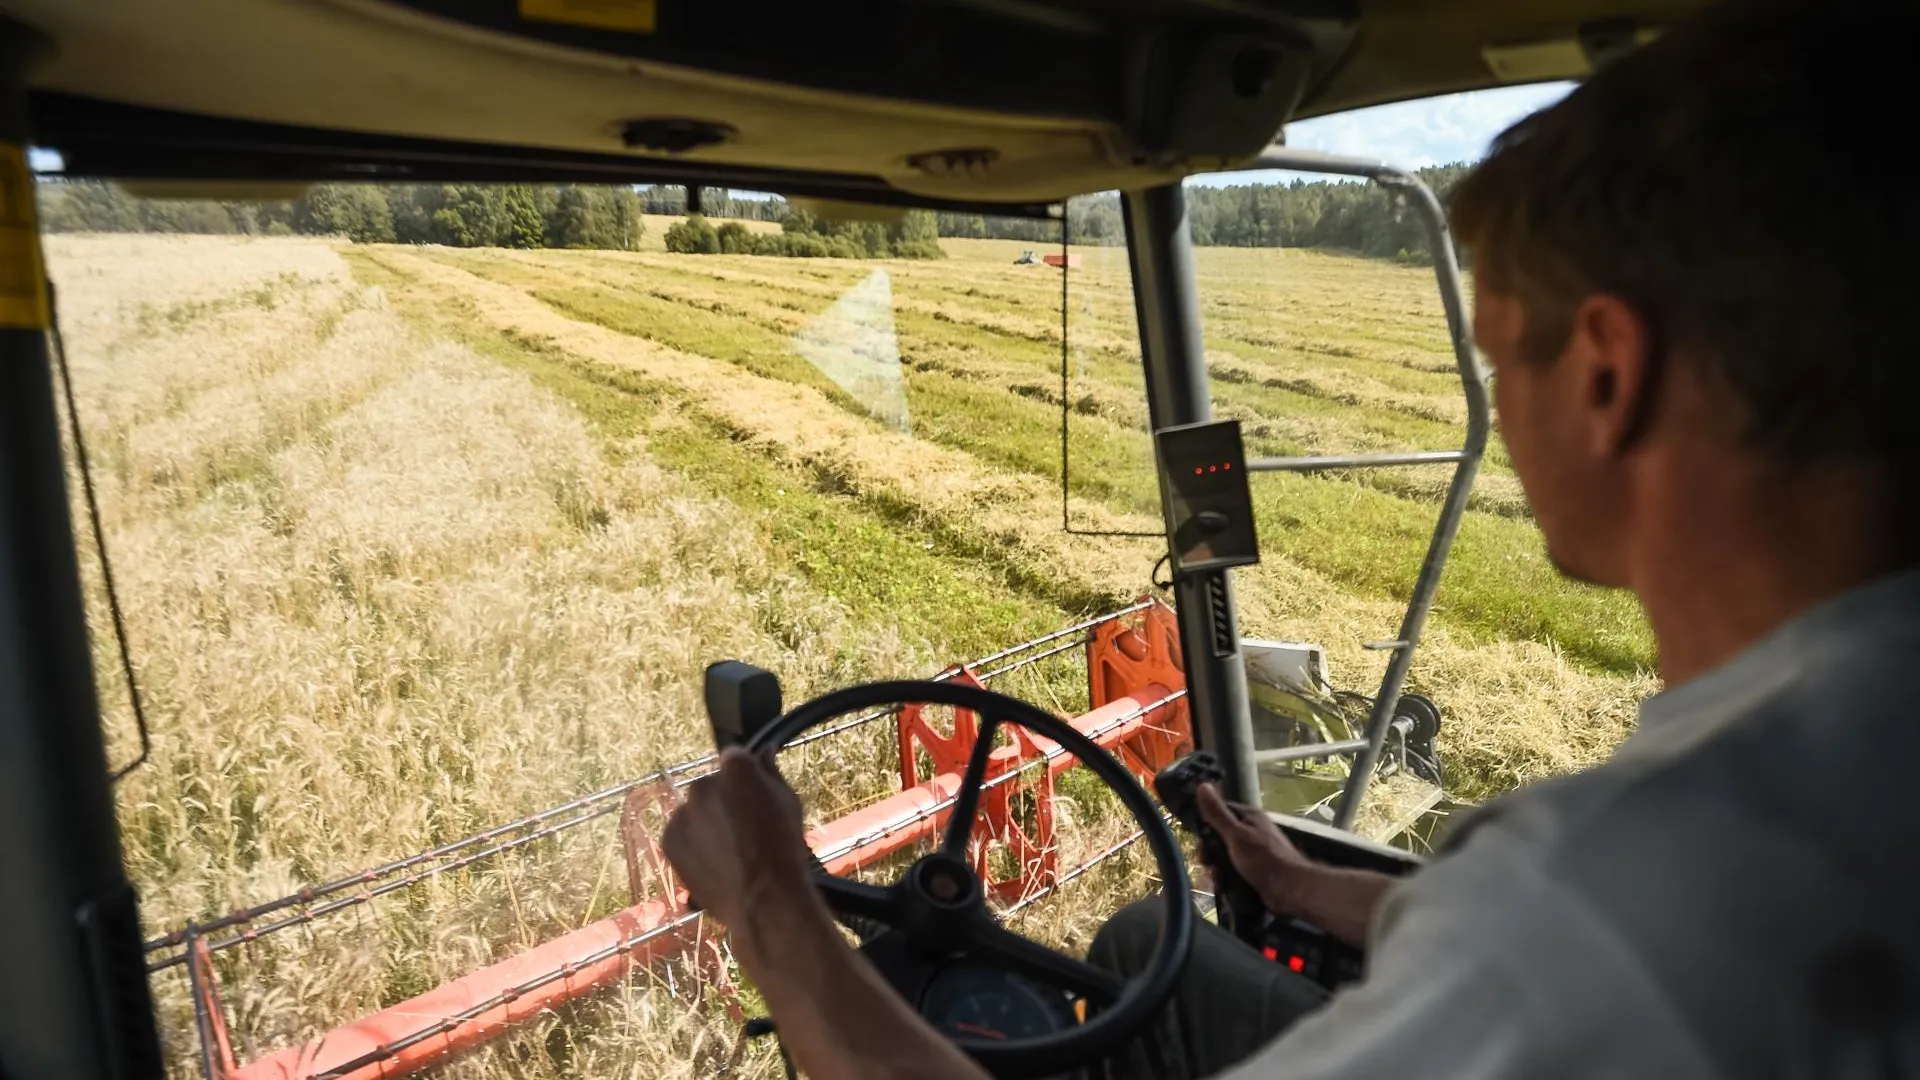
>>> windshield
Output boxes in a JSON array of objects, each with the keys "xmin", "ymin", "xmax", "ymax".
[{"xmin": 39, "ymin": 174, "xmax": 1646, "ymax": 1077}]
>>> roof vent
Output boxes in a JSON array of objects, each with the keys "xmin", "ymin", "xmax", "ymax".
[
  {"xmin": 620, "ymin": 118, "xmax": 736, "ymax": 154},
  {"xmin": 905, "ymin": 147, "xmax": 998, "ymax": 180}
]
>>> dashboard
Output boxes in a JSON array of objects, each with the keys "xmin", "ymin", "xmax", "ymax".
[{"xmin": 907, "ymin": 916, "xmax": 1361, "ymax": 1053}]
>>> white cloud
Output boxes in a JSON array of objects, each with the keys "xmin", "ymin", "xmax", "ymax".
[{"xmin": 1191, "ymin": 82, "xmax": 1572, "ymax": 186}]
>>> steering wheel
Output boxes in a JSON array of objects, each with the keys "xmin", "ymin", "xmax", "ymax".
[{"xmin": 744, "ymin": 679, "xmax": 1194, "ymax": 1079}]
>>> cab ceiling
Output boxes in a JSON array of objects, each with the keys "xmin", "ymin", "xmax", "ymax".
[{"xmin": 4, "ymin": 0, "xmax": 1711, "ymax": 203}]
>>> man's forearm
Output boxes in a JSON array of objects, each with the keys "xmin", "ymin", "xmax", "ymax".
[
  {"xmin": 734, "ymin": 895, "xmax": 989, "ymax": 1080},
  {"xmin": 1265, "ymin": 862, "xmax": 1396, "ymax": 947}
]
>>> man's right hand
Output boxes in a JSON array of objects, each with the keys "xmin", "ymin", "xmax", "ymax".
[
  {"xmin": 1195, "ymin": 782, "xmax": 1314, "ymax": 912},
  {"xmin": 1195, "ymin": 782, "xmax": 1397, "ymax": 949}
]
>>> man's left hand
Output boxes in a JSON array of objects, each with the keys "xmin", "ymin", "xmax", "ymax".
[{"xmin": 660, "ymin": 747, "xmax": 1001, "ymax": 1080}]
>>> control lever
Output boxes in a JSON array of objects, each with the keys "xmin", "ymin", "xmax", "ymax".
[
  {"xmin": 701, "ymin": 663, "xmax": 802, "ymax": 1076},
  {"xmin": 687, "ymin": 660, "xmax": 784, "ymax": 918},
  {"xmin": 705, "ymin": 659, "xmax": 785, "ymax": 750},
  {"xmin": 1153, "ymin": 750, "xmax": 1267, "ymax": 945}
]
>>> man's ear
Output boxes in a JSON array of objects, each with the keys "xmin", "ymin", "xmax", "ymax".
[{"xmin": 1568, "ymin": 293, "xmax": 1658, "ymax": 457}]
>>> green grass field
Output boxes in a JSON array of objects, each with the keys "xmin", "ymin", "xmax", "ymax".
[
  {"xmin": 371, "ymin": 239, "xmax": 1653, "ymax": 673},
  {"xmin": 353, "ymin": 235, "xmax": 1655, "ymax": 728}
]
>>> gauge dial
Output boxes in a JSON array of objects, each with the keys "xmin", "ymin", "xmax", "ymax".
[{"xmin": 919, "ymin": 964, "xmax": 1076, "ymax": 1041}]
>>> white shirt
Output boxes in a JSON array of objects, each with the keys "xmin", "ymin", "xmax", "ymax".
[{"xmin": 1231, "ymin": 571, "xmax": 1920, "ymax": 1079}]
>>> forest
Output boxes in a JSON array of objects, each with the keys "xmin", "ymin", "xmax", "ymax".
[
  {"xmin": 664, "ymin": 206, "xmax": 943, "ymax": 259},
  {"xmin": 940, "ymin": 163, "xmax": 1471, "ymax": 262},
  {"xmin": 37, "ymin": 165, "xmax": 1471, "ymax": 262},
  {"xmin": 36, "ymin": 182, "xmax": 648, "ymax": 250}
]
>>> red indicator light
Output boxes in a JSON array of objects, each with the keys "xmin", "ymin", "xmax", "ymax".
[
  {"xmin": 1262, "ymin": 946, "xmax": 1279, "ymax": 961},
  {"xmin": 1208, "ymin": 465, "xmax": 1217, "ymax": 473},
  {"xmin": 1288, "ymin": 955, "xmax": 1306, "ymax": 973},
  {"xmin": 1194, "ymin": 467, "xmax": 1204, "ymax": 475},
  {"xmin": 1224, "ymin": 462, "xmax": 1232, "ymax": 470}
]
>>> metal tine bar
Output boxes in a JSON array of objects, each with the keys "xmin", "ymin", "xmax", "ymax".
[
  {"xmin": 811, "ymin": 690, "xmax": 1188, "ymax": 866},
  {"xmin": 306, "ymin": 908, "xmax": 706, "ymax": 1080},
  {"xmin": 972, "ymin": 634, "xmax": 1091, "ymax": 683},
  {"xmin": 305, "ymin": 811, "xmax": 1155, "ymax": 1078},
  {"xmin": 151, "ymin": 804, "xmax": 611, "ymax": 972},
  {"xmin": 1246, "ymin": 450, "xmax": 1465, "ymax": 472},
  {"xmin": 1002, "ymin": 829, "xmax": 1148, "ymax": 915},
  {"xmin": 141, "ymin": 762, "xmax": 709, "ymax": 952},
  {"xmin": 962, "ymin": 601, "xmax": 1149, "ymax": 670},
  {"xmin": 187, "ymin": 681, "xmax": 1183, "ymax": 1076},
  {"xmin": 147, "ymin": 609, "xmax": 1140, "ymax": 956}
]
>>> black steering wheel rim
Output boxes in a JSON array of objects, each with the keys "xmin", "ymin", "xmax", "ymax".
[{"xmin": 745, "ymin": 679, "xmax": 1194, "ymax": 1079}]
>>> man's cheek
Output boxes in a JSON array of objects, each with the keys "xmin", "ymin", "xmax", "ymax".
[
  {"xmin": 1496, "ymin": 384, "xmax": 1560, "ymax": 521},
  {"xmin": 1491, "ymin": 377, "xmax": 1529, "ymax": 471}
]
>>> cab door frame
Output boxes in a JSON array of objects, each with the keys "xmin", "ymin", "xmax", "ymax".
[{"xmin": 1121, "ymin": 148, "xmax": 1488, "ymax": 829}]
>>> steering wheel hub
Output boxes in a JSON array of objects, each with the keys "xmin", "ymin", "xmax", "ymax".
[{"xmin": 911, "ymin": 853, "xmax": 979, "ymax": 908}]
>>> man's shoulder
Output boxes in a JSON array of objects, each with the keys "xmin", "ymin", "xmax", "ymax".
[
  {"xmin": 1452, "ymin": 575, "xmax": 1920, "ymax": 870},
  {"xmin": 1374, "ymin": 584, "xmax": 1920, "ymax": 1077}
]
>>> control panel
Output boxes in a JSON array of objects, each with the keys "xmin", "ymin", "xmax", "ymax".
[
  {"xmin": 1154, "ymin": 419, "xmax": 1260, "ymax": 577},
  {"xmin": 1261, "ymin": 917, "xmax": 1364, "ymax": 989}
]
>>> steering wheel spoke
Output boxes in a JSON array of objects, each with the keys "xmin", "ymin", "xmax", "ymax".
[
  {"xmin": 940, "ymin": 713, "xmax": 1002, "ymax": 857},
  {"xmin": 964, "ymin": 917, "xmax": 1125, "ymax": 1006},
  {"xmin": 814, "ymin": 870, "xmax": 899, "ymax": 925}
]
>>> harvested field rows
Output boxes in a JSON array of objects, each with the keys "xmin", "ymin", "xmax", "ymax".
[{"xmin": 389, "ymin": 239, "xmax": 1646, "ymax": 672}]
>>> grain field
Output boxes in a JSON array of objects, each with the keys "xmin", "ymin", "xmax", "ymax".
[{"xmin": 45, "ymin": 229, "xmax": 1653, "ymax": 1079}]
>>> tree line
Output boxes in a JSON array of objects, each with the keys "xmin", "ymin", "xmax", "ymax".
[
  {"xmin": 37, "ymin": 166, "xmax": 1472, "ymax": 262},
  {"xmin": 938, "ymin": 164, "xmax": 1471, "ymax": 262},
  {"xmin": 665, "ymin": 206, "xmax": 943, "ymax": 259},
  {"xmin": 636, "ymin": 186, "xmax": 787, "ymax": 222},
  {"xmin": 37, "ymin": 181, "xmax": 648, "ymax": 250},
  {"xmin": 1186, "ymin": 164, "xmax": 1469, "ymax": 260}
]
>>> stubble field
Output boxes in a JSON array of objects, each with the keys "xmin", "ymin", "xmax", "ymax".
[{"xmin": 48, "ymin": 228, "xmax": 1655, "ymax": 1078}]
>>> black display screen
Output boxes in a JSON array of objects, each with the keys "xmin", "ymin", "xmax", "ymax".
[{"xmin": 1155, "ymin": 420, "xmax": 1260, "ymax": 577}]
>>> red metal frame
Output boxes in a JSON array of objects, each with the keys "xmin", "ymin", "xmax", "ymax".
[
  {"xmin": 187, "ymin": 939, "xmax": 238, "ymax": 1080},
  {"xmin": 1088, "ymin": 599, "xmax": 1191, "ymax": 779},
  {"xmin": 189, "ymin": 601, "xmax": 1185, "ymax": 1080}
]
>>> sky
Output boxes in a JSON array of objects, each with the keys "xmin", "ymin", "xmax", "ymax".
[{"xmin": 1190, "ymin": 81, "xmax": 1571, "ymax": 186}]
